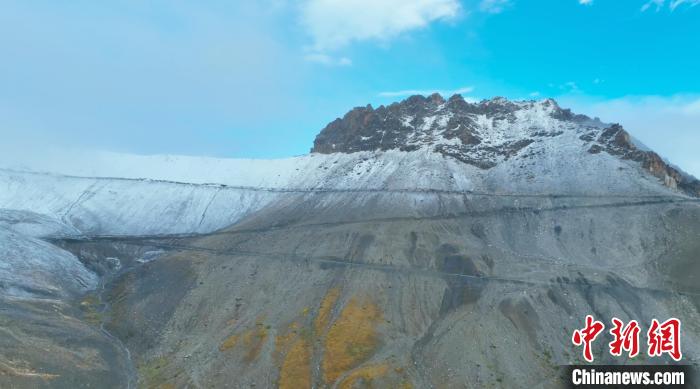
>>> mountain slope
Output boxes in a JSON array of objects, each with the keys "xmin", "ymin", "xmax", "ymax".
[
  {"xmin": 1, "ymin": 95, "xmax": 699, "ymax": 388},
  {"xmin": 99, "ymin": 182, "xmax": 700, "ymax": 388},
  {"xmin": 1, "ymin": 95, "xmax": 697, "ymax": 239}
]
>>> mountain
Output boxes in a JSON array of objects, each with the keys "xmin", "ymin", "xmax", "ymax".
[
  {"xmin": 313, "ymin": 94, "xmax": 699, "ymax": 195},
  {"xmin": 1, "ymin": 95, "xmax": 699, "ymax": 388}
]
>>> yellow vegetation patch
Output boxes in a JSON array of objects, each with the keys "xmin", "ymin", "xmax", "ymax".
[
  {"xmin": 219, "ymin": 334, "xmax": 240, "ymax": 352},
  {"xmin": 314, "ymin": 287, "xmax": 341, "ymax": 334},
  {"xmin": 338, "ymin": 363, "xmax": 390, "ymax": 389},
  {"xmin": 79, "ymin": 294, "xmax": 102, "ymax": 326},
  {"xmin": 275, "ymin": 322, "xmax": 300, "ymax": 357},
  {"xmin": 242, "ymin": 324, "xmax": 268, "ymax": 363},
  {"xmin": 322, "ymin": 297, "xmax": 383, "ymax": 384},
  {"xmin": 278, "ymin": 338, "xmax": 312, "ymax": 389},
  {"xmin": 220, "ymin": 320, "xmax": 269, "ymax": 362},
  {"xmin": 220, "ymin": 316, "xmax": 270, "ymax": 361},
  {"xmin": 137, "ymin": 356, "xmax": 186, "ymax": 389}
]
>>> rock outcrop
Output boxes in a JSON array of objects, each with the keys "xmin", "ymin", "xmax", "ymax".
[{"xmin": 313, "ymin": 94, "xmax": 699, "ymax": 195}]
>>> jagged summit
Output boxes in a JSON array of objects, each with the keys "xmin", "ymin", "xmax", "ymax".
[
  {"xmin": 313, "ymin": 94, "xmax": 593, "ymax": 154},
  {"xmin": 311, "ymin": 94, "xmax": 599, "ymax": 166},
  {"xmin": 312, "ymin": 94, "xmax": 699, "ymax": 196}
]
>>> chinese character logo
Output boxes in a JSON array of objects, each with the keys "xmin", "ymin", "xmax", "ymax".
[
  {"xmin": 572, "ymin": 315, "xmax": 605, "ymax": 362},
  {"xmin": 647, "ymin": 318, "xmax": 682, "ymax": 361},
  {"xmin": 572, "ymin": 316, "xmax": 682, "ymax": 362},
  {"xmin": 609, "ymin": 318, "xmax": 640, "ymax": 358}
]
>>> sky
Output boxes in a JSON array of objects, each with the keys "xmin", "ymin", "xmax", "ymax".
[{"xmin": 1, "ymin": 0, "xmax": 699, "ymax": 175}]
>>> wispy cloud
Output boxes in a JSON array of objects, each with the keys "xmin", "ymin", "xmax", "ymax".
[
  {"xmin": 378, "ymin": 86, "xmax": 474, "ymax": 98},
  {"xmin": 641, "ymin": 0, "xmax": 700, "ymax": 11},
  {"xmin": 303, "ymin": 53, "xmax": 352, "ymax": 66},
  {"xmin": 668, "ymin": 0, "xmax": 700, "ymax": 9},
  {"xmin": 551, "ymin": 81, "xmax": 582, "ymax": 94},
  {"xmin": 582, "ymin": 0, "xmax": 700, "ymax": 10},
  {"xmin": 480, "ymin": 0, "xmax": 511, "ymax": 14},
  {"xmin": 300, "ymin": 0, "xmax": 460, "ymax": 51}
]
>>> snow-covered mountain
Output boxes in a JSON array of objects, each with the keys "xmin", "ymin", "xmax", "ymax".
[
  {"xmin": 2, "ymin": 95, "xmax": 698, "ymax": 299},
  {"xmin": 1, "ymin": 95, "xmax": 696, "ymax": 238},
  {"xmin": 2, "ymin": 94, "xmax": 696, "ymax": 302},
  {"xmin": 313, "ymin": 94, "xmax": 698, "ymax": 195},
  {"xmin": 2, "ymin": 95, "xmax": 700, "ymax": 388}
]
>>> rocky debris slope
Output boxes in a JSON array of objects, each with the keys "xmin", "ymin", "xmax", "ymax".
[
  {"xmin": 0, "ymin": 95, "xmax": 699, "ymax": 388},
  {"xmin": 0, "ymin": 214, "xmax": 133, "ymax": 388},
  {"xmin": 96, "ymin": 191, "xmax": 700, "ymax": 388}
]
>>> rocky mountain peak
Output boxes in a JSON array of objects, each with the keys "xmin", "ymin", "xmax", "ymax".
[
  {"xmin": 311, "ymin": 94, "xmax": 596, "ymax": 166},
  {"xmin": 311, "ymin": 94, "xmax": 700, "ymax": 196}
]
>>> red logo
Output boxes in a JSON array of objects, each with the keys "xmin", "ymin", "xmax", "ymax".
[
  {"xmin": 647, "ymin": 318, "xmax": 682, "ymax": 361},
  {"xmin": 572, "ymin": 315, "xmax": 605, "ymax": 362},
  {"xmin": 572, "ymin": 316, "xmax": 682, "ymax": 362},
  {"xmin": 609, "ymin": 318, "xmax": 640, "ymax": 358}
]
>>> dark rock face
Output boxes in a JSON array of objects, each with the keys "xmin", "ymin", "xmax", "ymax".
[
  {"xmin": 311, "ymin": 94, "xmax": 593, "ymax": 169},
  {"xmin": 311, "ymin": 93, "xmax": 700, "ymax": 196},
  {"xmin": 587, "ymin": 124, "xmax": 700, "ymax": 196}
]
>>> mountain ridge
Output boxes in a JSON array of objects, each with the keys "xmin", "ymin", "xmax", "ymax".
[
  {"xmin": 2, "ymin": 95, "xmax": 700, "ymax": 388},
  {"xmin": 313, "ymin": 94, "xmax": 700, "ymax": 196}
]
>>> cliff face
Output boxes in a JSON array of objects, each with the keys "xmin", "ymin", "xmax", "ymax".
[
  {"xmin": 313, "ymin": 94, "xmax": 699, "ymax": 196},
  {"xmin": 313, "ymin": 95, "xmax": 589, "ymax": 157},
  {"xmin": 590, "ymin": 123, "xmax": 699, "ymax": 195}
]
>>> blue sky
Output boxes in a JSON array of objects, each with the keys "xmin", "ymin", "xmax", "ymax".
[{"xmin": 1, "ymin": 0, "xmax": 699, "ymax": 174}]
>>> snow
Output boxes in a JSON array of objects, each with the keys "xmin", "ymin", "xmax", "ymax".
[
  {"xmin": 0, "ymin": 98, "xmax": 684, "ymax": 236},
  {"xmin": 0, "ymin": 169, "xmax": 284, "ymax": 235},
  {"xmin": 0, "ymin": 209, "xmax": 81, "ymax": 238},
  {"xmin": 0, "ymin": 97, "xmax": 688, "ymax": 301},
  {"xmin": 0, "ymin": 227, "xmax": 98, "ymax": 299}
]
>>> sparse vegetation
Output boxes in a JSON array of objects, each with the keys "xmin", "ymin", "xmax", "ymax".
[
  {"xmin": 219, "ymin": 334, "xmax": 240, "ymax": 352},
  {"xmin": 242, "ymin": 324, "xmax": 269, "ymax": 363},
  {"xmin": 79, "ymin": 294, "xmax": 102, "ymax": 326},
  {"xmin": 322, "ymin": 296, "xmax": 383, "ymax": 384},
  {"xmin": 337, "ymin": 363, "xmax": 390, "ymax": 389},
  {"xmin": 137, "ymin": 356, "xmax": 183, "ymax": 389},
  {"xmin": 278, "ymin": 338, "xmax": 312, "ymax": 389},
  {"xmin": 315, "ymin": 287, "xmax": 341, "ymax": 334}
]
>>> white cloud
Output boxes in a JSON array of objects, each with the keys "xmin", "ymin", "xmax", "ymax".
[
  {"xmin": 681, "ymin": 99, "xmax": 700, "ymax": 114},
  {"xmin": 300, "ymin": 0, "xmax": 460, "ymax": 50},
  {"xmin": 670, "ymin": 0, "xmax": 700, "ymax": 9},
  {"xmin": 585, "ymin": 0, "xmax": 700, "ymax": 10},
  {"xmin": 303, "ymin": 53, "xmax": 352, "ymax": 66},
  {"xmin": 480, "ymin": 0, "xmax": 511, "ymax": 13},
  {"xmin": 559, "ymin": 95, "xmax": 700, "ymax": 177},
  {"xmin": 552, "ymin": 81, "xmax": 581, "ymax": 94},
  {"xmin": 641, "ymin": 0, "xmax": 700, "ymax": 11},
  {"xmin": 378, "ymin": 86, "xmax": 474, "ymax": 98},
  {"xmin": 641, "ymin": 0, "xmax": 664, "ymax": 11}
]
